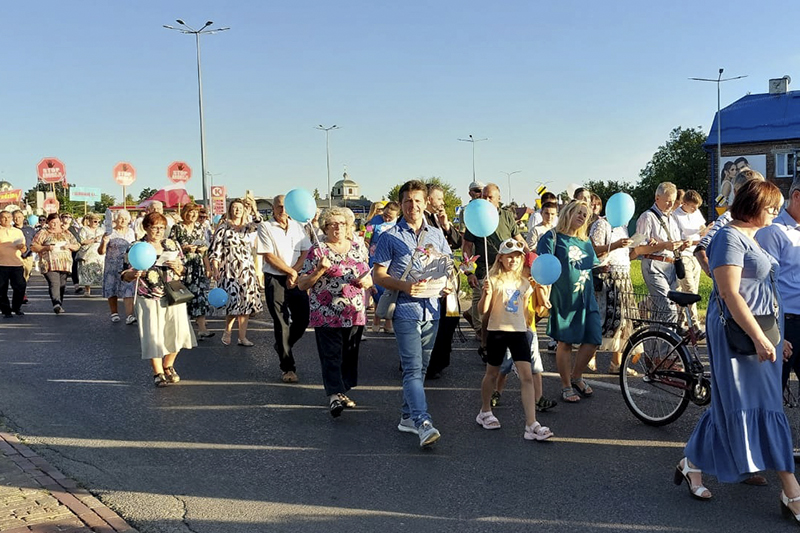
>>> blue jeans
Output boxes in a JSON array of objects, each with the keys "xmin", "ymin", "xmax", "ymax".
[{"xmin": 393, "ymin": 318, "xmax": 439, "ymax": 427}]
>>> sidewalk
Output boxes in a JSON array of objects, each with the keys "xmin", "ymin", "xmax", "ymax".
[{"xmin": 0, "ymin": 431, "xmax": 137, "ymax": 533}]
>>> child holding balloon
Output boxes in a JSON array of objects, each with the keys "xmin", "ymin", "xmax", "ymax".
[{"xmin": 476, "ymin": 238, "xmax": 553, "ymax": 441}]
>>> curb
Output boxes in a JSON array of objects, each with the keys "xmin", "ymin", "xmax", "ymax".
[{"xmin": 0, "ymin": 431, "xmax": 138, "ymax": 533}]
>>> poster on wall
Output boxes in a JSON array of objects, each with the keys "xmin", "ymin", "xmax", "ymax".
[{"xmin": 717, "ymin": 155, "xmax": 767, "ymax": 207}]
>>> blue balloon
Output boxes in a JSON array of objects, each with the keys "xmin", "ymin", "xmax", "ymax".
[
  {"xmin": 284, "ymin": 189, "xmax": 317, "ymax": 223},
  {"xmin": 128, "ymin": 242, "xmax": 157, "ymax": 271},
  {"xmin": 208, "ymin": 287, "xmax": 229, "ymax": 308},
  {"xmin": 606, "ymin": 192, "xmax": 635, "ymax": 228},
  {"xmin": 463, "ymin": 199, "xmax": 499, "ymax": 238},
  {"xmin": 212, "ymin": 214, "xmax": 222, "ymax": 224},
  {"xmin": 27, "ymin": 215, "xmax": 38, "ymax": 226},
  {"xmin": 531, "ymin": 254, "xmax": 562, "ymax": 285}
]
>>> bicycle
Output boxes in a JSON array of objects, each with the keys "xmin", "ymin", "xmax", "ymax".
[{"xmin": 618, "ymin": 290, "xmax": 711, "ymax": 426}]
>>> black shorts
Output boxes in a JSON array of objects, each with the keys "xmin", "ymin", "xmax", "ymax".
[{"xmin": 485, "ymin": 331, "xmax": 530, "ymax": 367}]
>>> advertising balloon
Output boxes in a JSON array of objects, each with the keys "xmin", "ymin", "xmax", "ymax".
[
  {"xmin": 284, "ymin": 189, "xmax": 317, "ymax": 223},
  {"xmin": 606, "ymin": 192, "xmax": 636, "ymax": 228},
  {"xmin": 463, "ymin": 199, "xmax": 499, "ymax": 238},
  {"xmin": 530, "ymin": 254, "xmax": 562, "ymax": 285},
  {"xmin": 128, "ymin": 242, "xmax": 157, "ymax": 271},
  {"xmin": 208, "ymin": 287, "xmax": 229, "ymax": 308}
]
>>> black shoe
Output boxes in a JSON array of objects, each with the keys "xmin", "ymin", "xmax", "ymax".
[
  {"xmin": 425, "ymin": 371, "xmax": 442, "ymax": 380},
  {"xmin": 2, "ymin": 313, "xmax": 12, "ymax": 319},
  {"xmin": 74, "ymin": 287, "xmax": 85, "ymax": 295},
  {"xmin": 13, "ymin": 310, "xmax": 23, "ymax": 316},
  {"xmin": 329, "ymin": 399, "xmax": 344, "ymax": 418}
]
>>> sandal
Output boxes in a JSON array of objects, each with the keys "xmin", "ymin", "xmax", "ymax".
[
  {"xmin": 561, "ymin": 387, "xmax": 581, "ymax": 403},
  {"xmin": 164, "ymin": 367, "xmax": 180, "ymax": 384},
  {"xmin": 110, "ymin": 313, "xmax": 120, "ymax": 323},
  {"xmin": 524, "ymin": 421, "xmax": 553, "ymax": 441},
  {"xmin": 674, "ymin": 457, "xmax": 712, "ymax": 500},
  {"xmin": 476, "ymin": 410, "xmax": 501, "ymax": 429},
  {"xmin": 153, "ymin": 373, "xmax": 169, "ymax": 388},
  {"xmin": 221, "ymin": 332, "xmax": 231, "ymax": 346},
  {"xmin": 338, "ymin": 393, "xmax": 356, "ymax": 408},
  {"xmin": 570, "ymin": 378, "xmax": 593, "ymax": 397},
  {"xmin": 536, "ymin": 396, "xmax": 557, "ymax": 412}
]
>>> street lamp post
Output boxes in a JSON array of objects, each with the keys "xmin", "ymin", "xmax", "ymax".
[
  {"xmin": 458, "ymin": 134, "xmax": 488, "ymax": 182},
  {"xmin": 689, "ymin": 68, "xmax": 747, "ymax": 203},
  {"xmin": 164, "ymin": 20, "xmax": 229, "ymax": 208},
  {"xmin": 315, "ymin": 125, "xmax": 340, "ymax": 207},
  {"xmin": 500, "ymin": 170, "xmax": 521, "ymax": 202}
]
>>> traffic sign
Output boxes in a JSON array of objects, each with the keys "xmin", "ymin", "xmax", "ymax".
[
  {"xmin": 113, "ymin": 162, "xmax": 136, "ymax": 186},
  {"xmin": 167, "ymin": 161, "xmax": 192, "ymax": 184},
  {"xmin": 37, "ymin": 158, "xmax": 66, "ymax": 184},
  {"xmin": 43, "ymin": 197, "xmax": 60, "ymax": 214},
  {"xmin": 211, "ymin": 185, "xmax": 227, "ymax": 216}
]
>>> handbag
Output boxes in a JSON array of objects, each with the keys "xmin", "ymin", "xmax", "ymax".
[
  {"xmin": 376, "ymin": 231, "xmax": 430, "ymax": 319},
  {"xmin": 716, "ymin": 271, "xmax": 780, "ymax": 356},
  {"xmin": 160, "ymin": 270, "xmax": 194, "ymax": 306}
]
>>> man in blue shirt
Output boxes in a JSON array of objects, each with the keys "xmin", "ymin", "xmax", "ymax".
[
  {"xmin": 757, "ymin": 178, "xmax": 800, "ymax": 389},
  {"xmin": 373, "ymin": 180, "xmax": 452, "ymax": 448}
]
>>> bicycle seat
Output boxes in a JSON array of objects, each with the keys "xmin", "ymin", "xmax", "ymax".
[{"xmin": 668, "ymin": 291, "xmax": 701, "ymax": 306}]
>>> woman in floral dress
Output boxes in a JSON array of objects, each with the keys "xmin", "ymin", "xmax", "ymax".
[
  {"xmin": 208, "ymin": 197, "xmax": 263, "ymax": 346},
  {"xmin": 170, "ymin": 203, "xmax": 213, "ymax": 339},
  {"xmin": 537, "ymin": 200, "xmax": 601, "ymax": 404},
  {"xmin": 298, "ymin": 207, "xmax": 372, "ymax": 417},
  {"xmin": 99, "ymin": 210, "xmax": 135, "ymax": 324},
  {"xmin": 77, "ymin": 213, "xmax": 106, "ymax": 296}
]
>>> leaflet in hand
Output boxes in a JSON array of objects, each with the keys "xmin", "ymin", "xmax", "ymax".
[
  {"xmin": 407, "ymin": 247, "xmax": 453, "ymax": 299},
  {"xmin": 628, "ymin": 233, "xmax": 648, "ymax": 248},
  {"xmin": 154, "ymin": 250, "xmax": 179, "ymax": 267}
]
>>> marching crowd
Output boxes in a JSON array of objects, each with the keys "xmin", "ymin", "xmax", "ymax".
[{"xmin": 3, "ymin": 170, "xmax": 800, "ymax": 524}]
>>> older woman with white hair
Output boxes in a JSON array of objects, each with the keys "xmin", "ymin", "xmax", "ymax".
[
  {"xmin": 298, "ymin": 207, "xmax": 372, "ymax": 417},
  {"xmin": 99, "ymin": 210, "xmax": 136, "ymax": 324},
  {"xmin": 77, "ymin": 212, "xmax": 106, "ymax": 296}
]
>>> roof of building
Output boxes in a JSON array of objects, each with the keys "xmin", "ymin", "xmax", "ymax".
[
  {"xmin": 705, "ymin": 90, "xmax": 800, "ymax": 147},
  {"xmin": 333, "ymin": 178, "xmax": 359, "ymax": 187}
]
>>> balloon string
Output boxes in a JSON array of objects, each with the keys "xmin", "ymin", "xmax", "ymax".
[
  {"xmin": 133, "ymin": 277, "xmax": 138, "ymax": 306},
  {"xmin": 484, "ymin": 239, "xmax": 490, "ymax": 279},
  {"xmin": 307, "ymin": 222, "xmax": 321, "ymax": 247}
]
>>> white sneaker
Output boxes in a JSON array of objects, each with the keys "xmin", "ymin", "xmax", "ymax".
[
  {"xmin": 125, "ymin": 315, "xmax": 137, "ymax": 325},
  {"xmin": 418, "ymin": 420, "xmax": 441, "ymax": 448},
  {"xmin": 397, "ymin": 416, "xmax": 418, "ymax": 435},
  {"xmin": 110, "ymin": 313, "xmax": 121, "ymax": 323}
]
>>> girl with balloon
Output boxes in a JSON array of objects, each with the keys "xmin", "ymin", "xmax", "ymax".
[
  {"xmin": 208, "ymin": 197, "xmax": 263, "ymax": 347},
  {"xmin": 536, "ymin": 200, "xmax": 602, "ymax": 403},
  {"xmin": 121, "ymin": 212, "xmax": 196, "ymax": 387},
  {"xmin": 476, "ymin": 238, "xmax": 553, "ymax": 441}
]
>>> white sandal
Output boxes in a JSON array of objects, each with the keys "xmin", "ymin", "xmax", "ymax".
[
  {"xmin": 673, "ymin": 457, "xmax": 712, "ymax": 500},
  {"xmin": 475, "ymin": 410, "xmax": 501, "ymax": 430},
  {"xmin": 524, "ymin": 421, "xmax": 553, "ymax": 441},
  {"xmin": 781, "ymin": 492, "xmax": 800, "ymax": 524}
]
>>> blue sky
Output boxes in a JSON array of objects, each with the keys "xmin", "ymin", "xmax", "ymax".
[{"xmin": 2, "ymin": 1, "xmax": 798, "ymax": 208}]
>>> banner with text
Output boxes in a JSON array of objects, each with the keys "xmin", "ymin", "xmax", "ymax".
[{"xmin": 69, "ymin": 187, "xmax": 102, "ymax": 204}]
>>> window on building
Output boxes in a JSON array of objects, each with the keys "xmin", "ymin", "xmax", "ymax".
[
  {"xmin": 776, "ymin": 152, "xmax": 795, "ymax": 178},
  {"xmin": 347, "ymin": 188, "xmax": 353, "ymax": 195}
]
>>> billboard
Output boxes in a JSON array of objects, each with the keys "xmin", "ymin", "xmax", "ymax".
[{"xmin": 717, "ymin": 155, "xmax": 767, "ymax": 207}]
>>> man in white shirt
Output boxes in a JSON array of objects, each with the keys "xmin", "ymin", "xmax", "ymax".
[
  {"xmin": 671, "ymin": 189, "xmax": 706, "ymax": 328},
  {"xmin": 257, "ymin": 194, "xmax": 311, "ymax": 383}
]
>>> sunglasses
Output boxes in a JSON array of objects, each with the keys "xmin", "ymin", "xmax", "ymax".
[{"xmin": 502, "ymin": 240, "xmax": 524, "ymax": 251}]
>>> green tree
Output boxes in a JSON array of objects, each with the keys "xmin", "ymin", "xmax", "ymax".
[
  {"xmin": 313, "ymin": 188, "xmax": 321, "ymax": 200},
  {"xmin": 386, "ymin": 177, "xmax": 462, "ymax": 221},
  {"xmin": 94, "ymin": 193, "xmax": 116, "ymax": 213},
  {"xmin": 633, "ymin": 126, "xmax": 707, "ymax": 217},
  {"xmin": 138, "ymin": 187, "xmax": 158, "ymax": 202},
  {"xmin": 582, "ymin": 179, "xmax": 636, "ymax": 211},
  {"xmin": 124, "ymin": 194, "xmax": 136, "ymax": 206}
]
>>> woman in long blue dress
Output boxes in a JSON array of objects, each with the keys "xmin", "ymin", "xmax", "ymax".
[
  {"xmin": 537, "ymin": 200, "xmax": 601, "ymax": 404},
  {"xmin": 678, "ymin": 180, "xmax": 800, "ymax": 524}
]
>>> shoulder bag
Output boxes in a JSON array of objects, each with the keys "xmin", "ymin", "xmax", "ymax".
[
  {"xmin": 376, "ymin": 231, "xmax": 429, "ymax": 319},
  {"xmin": 715, "ymin": 270, "xmax": 780, "ymax": 356},
  {"xmin": 160, "ymin": 269, "xmax": 194, "ymax": 306}
]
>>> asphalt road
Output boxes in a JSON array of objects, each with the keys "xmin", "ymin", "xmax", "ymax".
[{"xmin": 0, "ymin": 275, "xmax": 798, "ymax": 533}]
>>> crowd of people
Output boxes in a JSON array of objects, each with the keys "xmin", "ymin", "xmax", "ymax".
[{"xmin": 4, "ymin": 170, "xmax": 800, "ymax": 524}]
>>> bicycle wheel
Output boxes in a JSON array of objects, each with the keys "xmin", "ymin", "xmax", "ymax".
[
  {"xmin": 620, "ymin": 328, "xmax": 691, "ymax": 426},
  {"xmin": 783, "ymin": 379, "xmax": 800, "ymax": 461}
]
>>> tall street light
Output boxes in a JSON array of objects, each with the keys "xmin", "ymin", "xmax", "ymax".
[
  {"xmin": 689, "ymin": 68, "xmax": 747, "ymax": 203},
  {"xmin": 500, "ymin": 170, "xmax": 521, "ymax": 202},
  {"xmin": 316, "ymin": 125, "xmax": 340, "ymax": 207},
  {"xmin": 164, "ymin": 20, "xmax": 229, "ymax": 208},
  {"xmin": 458, "ymin": 134, "xmax": 488, "ymax": 182}
]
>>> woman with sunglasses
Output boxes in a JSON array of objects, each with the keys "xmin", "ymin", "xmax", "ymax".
[
  {"xmin": 536, "ymin": 200, "xmax": 601, "ymax": 403},
  {"xmin": 76, "ymin": 213, "xmax": 106, "ymax": 297}
]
